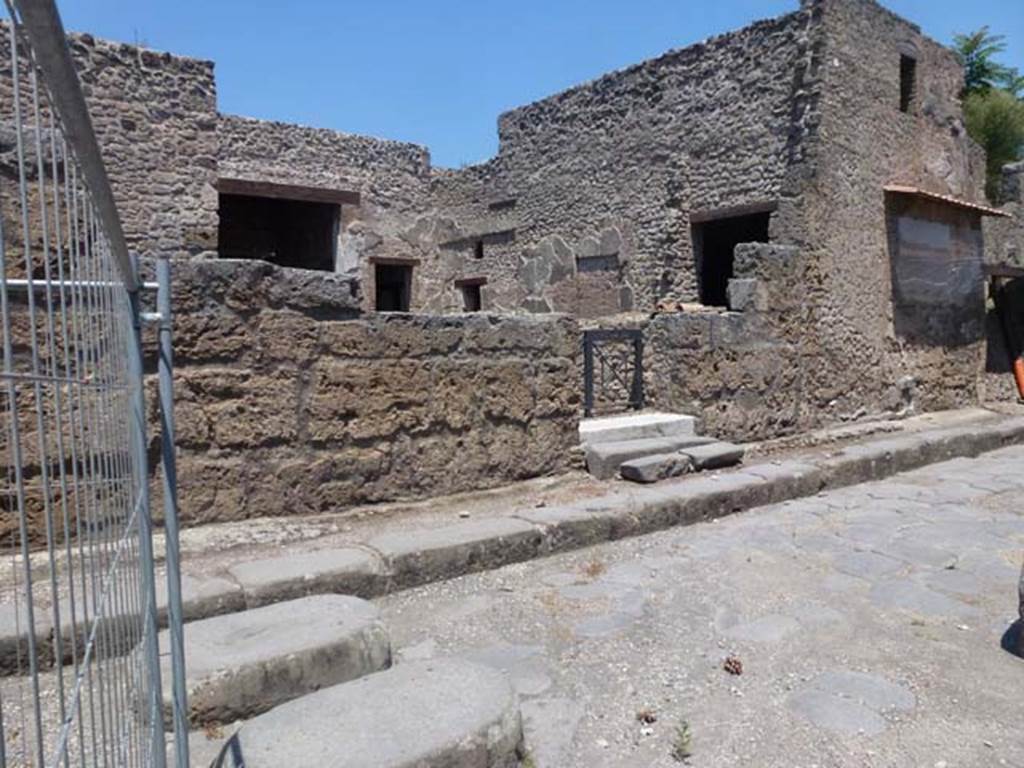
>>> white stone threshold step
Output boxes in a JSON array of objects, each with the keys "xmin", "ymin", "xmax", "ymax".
[
  {"xmin": 199, "ymin": 659, "xmax": 523, "ymax": 768},
  {"xmin": 578, "ymin": 411, "xmax": 696, "ymax": 446},
  {"xmin": 158, "ymin": 594, "xmax": 390, "ymax": 728}
]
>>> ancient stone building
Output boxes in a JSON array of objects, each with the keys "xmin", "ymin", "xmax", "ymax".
[{"xmin": 2, "ymin": 0, "xmax": 1021, "ymax": 526}]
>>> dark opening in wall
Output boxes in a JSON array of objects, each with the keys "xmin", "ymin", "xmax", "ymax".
[
  {"xmin": 375, "ymin": 263, "xmax": 412, "ymax": 312},
  {"xmin": 692, "ymin": 212, "xmax": 771, "ymax": 307},
  {"xmin": 474, "ymin": 240, "xmax": 485, "ymax": 259},
  {"xmin": 461, "ymin": 283, "xmax": 482, "ymax": 312},
  {"xmin": 218, "ymin": 193, "xmax": 338, "ymax": 271},
  {"xmin": 900, "ymin": 55, "xmax": 917, "ymax": 113}
]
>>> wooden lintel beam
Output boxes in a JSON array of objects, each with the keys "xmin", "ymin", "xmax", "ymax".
[{"xmin": 217, "ymin": 177, "xmax": 361, "ymax": 206}]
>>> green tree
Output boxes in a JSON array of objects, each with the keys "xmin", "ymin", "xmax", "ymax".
[
  {"xmin": 953, "ymin": 27, "xmax": 1016, "ymax": 95},
  {"xmin": 953, "ymin": 27, "xmax": 1024, "ymax": 201},
  {"xmin": 963, "ymin": 88, "xmax": 1024, "ymax": 201}
]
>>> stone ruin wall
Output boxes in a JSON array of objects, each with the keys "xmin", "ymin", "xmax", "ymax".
[
  {"xmin": 0, "ymin": 22, "xmax": 218, "ymax": 277},
  {"xmin": 986, "ymin": 163, "xmax": 1024, "ymax": 268},
  {"xmin": 644, "ymin": 243, "xmax": 821, "ymax": 441},
  {"xmin": 217, "ymin": 115, "xmax": 441, "ymax": 311},
  {"xmin": 426, "ymin": 8, "xmax": 814, "ymax": 317},
  {"xmin": 982, "ymin": 163, "xmax": 1024, "ymax": 402},
  {"xmin": 156, "ymin": 259, "xmax": 581, "ymax": 526},
  {"xmin": 3, "ymin": 0, "xmax": 1021, "ymax": 538},
  {"xmin": 793, "ymin": 0, "xmax": 996, "ymax": 424}
]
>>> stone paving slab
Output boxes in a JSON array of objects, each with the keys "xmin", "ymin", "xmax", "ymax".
[
  {"xmin": 158, "ymin": 594, "xmax": 390, "ymax": 727},
  {"xmin": 227, "ymin": 547, "xmax": 384, "ymax": 607},
  {"xmin": 377, "ymin": 445, "xmax": 1024, "ymax": 767},
  {"xmin": 0, "ymin": 602, "xmax": 52, "ymax": 675},
  {"xmin": 223, "ymin": 659, "xmax": 523, "ymax": 768},
  {"xmin": 585, "ymin": 436, "xmax": 716, "ymax": 479},
  {"xmin": 55, "ymin": 573, "xmax": 244, "ymax": 666}
]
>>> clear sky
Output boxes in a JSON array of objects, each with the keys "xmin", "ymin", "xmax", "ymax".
[{"xmin": 57, "ymin": 0, "xmax": 1023, "ymax": 169}]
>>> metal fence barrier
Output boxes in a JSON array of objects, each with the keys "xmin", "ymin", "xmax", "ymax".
[{"xmin": 0, "ymin": 1, "xmax": 187, "ymax": 766}]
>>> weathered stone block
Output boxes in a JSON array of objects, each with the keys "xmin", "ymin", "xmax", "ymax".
[
  {"xmin": 585, "ymin": 436, "xmax": 715, "ymax": 480},
  {"xmin": 620, "ymin": 453, "xmax": 693, "ymax": 483},
  {"xmin": 228, "ymin": 548, "xmax": 385, "ymax": 607},
  {"xmin": 726, "ymin": 278, "xmax": 763, "ymax": 313},
  {"xmin": 368, "ymin": 518, "xmax": 543, "ymax": 589},
  {"xmin": 158, "ymin": 595, "xmax": 390, "ymax": 727},
  {"xmin": 228, "ymin": 660, "xmax": 523, "ymax": 768},
  {"xmin": 680, "ymin": 441, "xmax": 745, "ymax": 470}
]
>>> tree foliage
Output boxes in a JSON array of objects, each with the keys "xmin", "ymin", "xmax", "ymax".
[
  {"xmin": 953, "ymin": 27, "xmax": 1015, "ymax": 95},
  {"xmin": 964, "ymin": 89, "xmax": 1024, "ymax": 201},
  {"xmin": 952, "ymin": 27, "xmax": 1024, "ymax": 201}
]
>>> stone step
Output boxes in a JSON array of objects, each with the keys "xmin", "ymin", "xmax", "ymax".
[
  {"xmin": 578, "ymin": 412, "xmax": 697, "ymax": 446},
  {"xmin": 620, "ymin": 452, "xmax": 693, "ymax": 483},
  {"xmin": 158, "ymin": 594, "xmax": 390, "ymax": 728},
  {"xmin": 211, "ymin": 659, "xmax": 523, "ymax": 768},
  {"xmin": 681, "ymin": 441, "xmax": 746, "ymax": 470},
  {"xmin": 585, "ymin": 435, "xmax": 716, "ymax": 480}
]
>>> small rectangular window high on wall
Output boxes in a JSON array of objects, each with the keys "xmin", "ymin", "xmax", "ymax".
[
  {"xmin": 456, "ymin": 278, "xmax": 486, "ymax": 312},
  {"xmin": 375, "ymin": 263, "xmax": 413, "ymax": 312},
  {"xmin": 900, "ymin": 55, "xmax": 917, "ymax": 113},
  {"xmin": 461, "ymin": 283, "xmax": 482, "ymax": 312}
]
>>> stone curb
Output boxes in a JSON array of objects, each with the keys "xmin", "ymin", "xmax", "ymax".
[
  {"xmin": 158, "ymin": 594, "xmax": 391, "ymax": 729},
  {"xmin": 224, "ymin": 659, "xmax": 523, "ymax": 768},
  {"xmin": 5, "ymin": 416, "xmax": 1024, "ymax": 675}
]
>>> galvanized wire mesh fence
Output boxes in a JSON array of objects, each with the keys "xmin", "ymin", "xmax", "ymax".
[{"xmin": 0, "ymin": 1, "xmax": 186, "ymax": 766}]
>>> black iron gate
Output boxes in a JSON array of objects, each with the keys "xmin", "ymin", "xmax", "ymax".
[{"xmin": 583, "ymin": 329, "xmax": 645, "ymax": 417}]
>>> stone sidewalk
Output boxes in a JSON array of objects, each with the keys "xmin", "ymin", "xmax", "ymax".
[
  {"xmin": 4, "ymin": 409, "xmax": 1024, "ymax": 671},
  {"xmin": 377, "ymin": 446, "xmax": 1024, "ymax": 767}
]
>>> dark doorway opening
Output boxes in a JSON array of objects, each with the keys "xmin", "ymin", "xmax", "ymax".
[
  {"xmin": 375, "ymin": 263, "xmax": 412, "ymax": 312},
  {"xmin": 218, "ymin": 193, "xmax": 338, "ymax": 271},
  {"xmin": 692, "ymin": 212, "xmax": 771, "ymax": 307},
  {"xmin": 461, "ymin": 283, "xmax": 482, "ymax": 312}
]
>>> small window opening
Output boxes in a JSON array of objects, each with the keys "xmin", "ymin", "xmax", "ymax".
[
  {"xmin": 692, "ymin": 212, "xmax": 771, "ymax": 307},
  {"xmin": 375, "ymin": 263, "xmax": 412, "ymax": 312},
  {"xmin": 461, "ymin": 283, "xmax": 482, "ymax": 312},
  {"xmin": 474, "ymin": 240, "xmax": 485, "ymax": 259},
  {"xmin": 218, "ymin": 193, "xmax": 338, "ymax": 271},
  {"xmin": 899, "ymin": 55, "xmax": 917, "ymax": 113}
]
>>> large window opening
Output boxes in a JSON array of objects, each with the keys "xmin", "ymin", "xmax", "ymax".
[
  {"xmin": 375, "ymin": 263, "xmax": 412, "ymax": 312},
  {"xmin": 899, "ymin": 55, "xmax": 917, "ymax": 113},
  {"xmin": 692, "ymin": 212, "xmax": 771, "ymax": 307},
  {"xmin": 218, "ymin": 193, "xmax": 338, "ymax": 271}
]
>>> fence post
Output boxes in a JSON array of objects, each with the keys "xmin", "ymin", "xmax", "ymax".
[
  {"xmin": 583, "ymin": 331, "xmax": 595, "ymax": 418},
  {"xmin": 127, "ymin": 263, "xmax": 168, "ymax": 768},
  {"xmin": 632, "ymin": 333, "xmax": 645, "ymax": 411},
  {"xmin": 157, "ymin": 255, "xmax": 190, "ymax": 766}
]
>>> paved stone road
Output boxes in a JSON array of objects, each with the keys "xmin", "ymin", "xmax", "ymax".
[{"xmin": 378, "ymin": 446, "xmax": 1024, "ymax": 768}]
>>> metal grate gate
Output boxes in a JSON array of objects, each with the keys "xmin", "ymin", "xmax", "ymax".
[
  {"xmin": 582, "ymin": 329, "xmax": 645, "ymax": 418},
  {"xmin": 0, "ymin": 1, "xmax": 188, "ymax": 766}
]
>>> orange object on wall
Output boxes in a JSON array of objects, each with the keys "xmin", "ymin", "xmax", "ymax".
[{"xmin": 1014, "ymin": 357, "xmax": 1024, "ymax": 400}]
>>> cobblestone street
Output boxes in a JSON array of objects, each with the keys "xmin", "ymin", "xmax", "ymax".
[{"xmin": 380, "ymin": 446, "xmax": 1024, "ymax": 768}]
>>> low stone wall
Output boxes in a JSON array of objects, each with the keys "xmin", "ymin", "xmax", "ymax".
[
  {"xmin": 645, "ymin": 243, "xmax": 919, "ymax": 442},
  {"xmin": 162, "ymin": 260, "xmax": 581, "ymax": 525}
]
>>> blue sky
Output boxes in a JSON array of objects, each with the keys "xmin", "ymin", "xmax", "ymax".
[{"xmin": 57, "ymin": 0, "xmax": 1022, "ymax": 168}]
